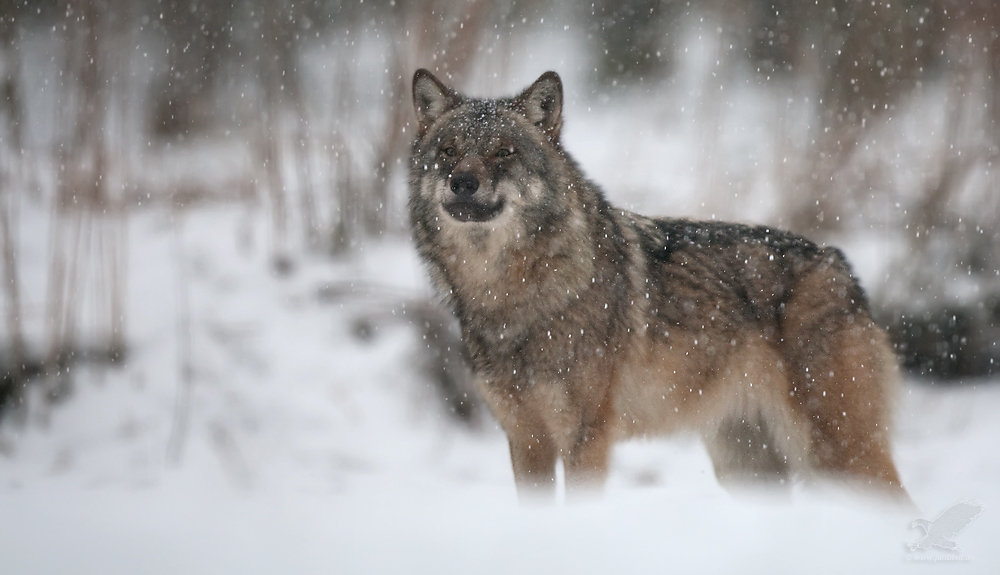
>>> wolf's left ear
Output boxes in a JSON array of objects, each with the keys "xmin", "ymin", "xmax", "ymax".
[
  {"xmin": 518, "ymin": 71, "xmax": 563, "ymax": 141},
  {"xmin": 413, "ymin": 69, "xmax": 458, "ymax": 133}
]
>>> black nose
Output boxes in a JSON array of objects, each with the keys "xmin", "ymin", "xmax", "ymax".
[{"xmin": 450, "ymin": 173, "xmax": 479, "ymax": 196}]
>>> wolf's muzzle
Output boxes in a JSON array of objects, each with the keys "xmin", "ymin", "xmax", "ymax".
[
  {"xmin": 443, "ymin": 198, "xmax": 505, "ymax": 222},
  {"xmin": 445, "ymin": 171, "xmax": 502, "ymax": 222}
]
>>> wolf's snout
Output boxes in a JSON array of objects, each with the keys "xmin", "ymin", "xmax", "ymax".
[{"xmin": 450, "ymin": 173, "xmax": 480, "ymax": 196}]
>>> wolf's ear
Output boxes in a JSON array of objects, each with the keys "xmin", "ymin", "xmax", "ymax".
[
  {"xmin": 413, "ymin": 69, "xmax": 458, "ymax": 132},
  {"xmin": 518, "ymin": 71, "xmax": 563, "ymax": 141}
]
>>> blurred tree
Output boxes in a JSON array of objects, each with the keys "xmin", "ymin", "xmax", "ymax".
[
  {"xmin": 739, "ymin": 0, "xmax": 945, "ymax": 231},
  {"xmin": 149, "ymin": 0, "xmax": 237, "ymax": 139},
  {"xmin": 590, "ymin": 0, "xmax": 678, "ymax": 86},
  {"xmin": 0, "ymin": 0, "xmax": 26, "ymax": 410},
  {"xmin": 44, "ymin": 0, "xmax": 129, "ymax": 404}
]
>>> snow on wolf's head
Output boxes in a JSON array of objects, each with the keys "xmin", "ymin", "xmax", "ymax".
[{"xmin": 408, "ymin": 69, "xmax": 575, "ymax": 250}]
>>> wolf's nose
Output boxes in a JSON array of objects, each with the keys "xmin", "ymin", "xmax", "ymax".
[{"xmin": 450, "ymin": 173, "xmax": 479, "ymax": 196}]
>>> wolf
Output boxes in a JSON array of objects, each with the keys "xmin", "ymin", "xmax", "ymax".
[{"xmin": 408, "ymin": 68, "xmax": 908, "ymax": 502}]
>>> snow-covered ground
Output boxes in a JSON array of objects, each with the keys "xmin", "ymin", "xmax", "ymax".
[{"xmin": 0, "ymin": 204, "xmax": 997, "ymax": 574}]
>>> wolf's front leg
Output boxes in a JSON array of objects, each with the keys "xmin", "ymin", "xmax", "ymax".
[
  {"xmin": 507, "ymin": 432, "xmax": 557, "ymax": 502},
  {"xmin": 563, "ymin": 420, "xmax": 613, "ymax": 497}
]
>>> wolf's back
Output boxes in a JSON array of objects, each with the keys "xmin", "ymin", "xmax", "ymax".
[{"xmin": 618, "ymin": 213, "xmax": 872, "ymax": 341}]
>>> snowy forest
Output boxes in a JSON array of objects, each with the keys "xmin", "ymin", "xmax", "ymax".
[{"xmin": 0, "ymin": 1, "xmax": 998, "ymax": 573}]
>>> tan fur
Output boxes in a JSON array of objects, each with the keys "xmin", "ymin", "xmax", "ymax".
[{"xmin": 408, "ymin": 69, "xmax": 909, "ymax": 503}]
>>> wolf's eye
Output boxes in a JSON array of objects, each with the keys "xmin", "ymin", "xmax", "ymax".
[
  {"xmin": 441, "ymin": 147, "xmax": 457, "ymax": 157},
  {"xmin": 496, "ymin": 147, "xmax": 515, "ymax": 158}
]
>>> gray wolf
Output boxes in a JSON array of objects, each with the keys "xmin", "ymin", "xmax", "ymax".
[{"xmin": 408, "ymin": 68, "xmax": 908, "ymax": 502}]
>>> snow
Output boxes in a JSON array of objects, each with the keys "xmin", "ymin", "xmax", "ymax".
[
  {"xmin": 0, "ymin": 203, "xmax": 997, "ymax": 574},
  {"xmin": 1, "ymin": 13, "xmax": 997, "ymax": 570}
]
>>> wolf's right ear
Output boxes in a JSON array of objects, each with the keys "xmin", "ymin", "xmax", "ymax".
[
  {"xmin": 413, "ymin": 69, "xmax": 457, "ymax": 132},
  {"xmin": 518, "ymin": 71, "xmax": 563, "ymax": 141}
]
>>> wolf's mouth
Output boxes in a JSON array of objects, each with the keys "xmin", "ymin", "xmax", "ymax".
[{"xmin": 443, "ymin": 199, "xmax": 505, "ymax": 222}]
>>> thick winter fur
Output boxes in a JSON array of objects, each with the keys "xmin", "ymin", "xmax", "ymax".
[{"xmin": 408, "ymin": 69, "xmax": 907, "ymax": 501}]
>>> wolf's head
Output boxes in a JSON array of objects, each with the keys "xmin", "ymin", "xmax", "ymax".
[
  {"xmin": 408, "ymin": 70, "xmax": 598, "ymax": 310},
  {"xmin": 408, "ymin": 69, "xmax": 567, "ymax": 232}
]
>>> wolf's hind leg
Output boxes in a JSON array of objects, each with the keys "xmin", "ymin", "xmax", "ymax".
[
  {"xmin": 704, "ymin": 412, "xmax": 790, "ymax": 487},
  {"xmin": 793, "ymin": 325, "xmax": 908, "ymax": 497},
  {"xmin": 780, "ymin": 260, "xmax": 909, "ymax": 499}
]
